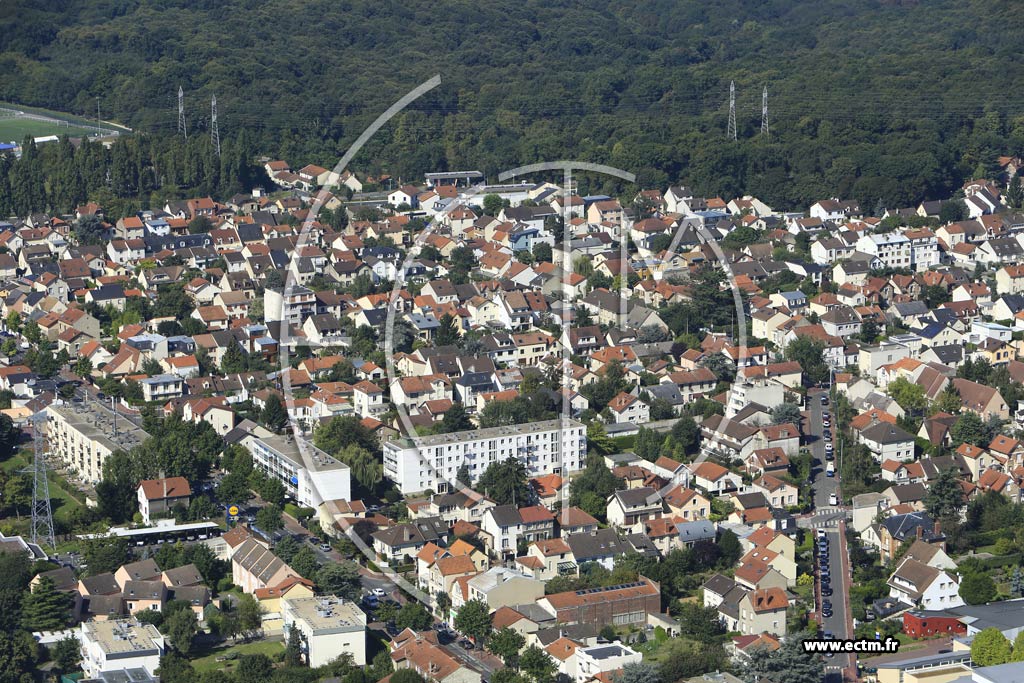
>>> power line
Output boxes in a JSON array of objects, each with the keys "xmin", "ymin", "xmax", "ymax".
[
  {"xmin": 25, "ymin": 413, "xmax": 55, "ymax": 552},
  {"xmin": 761, "ymin": 85, "xmax": 770, "ymax": 139},
  {"xmin": 727, "ymin": 81, "xmax": 737, "ymax": 141},
  {"xmin": 178, "ymin": 86, "xmax": 187, "ymax": 139},
  {"xmin": 211, "ymin": 94, "xmax": 220, "ymax": 157}
]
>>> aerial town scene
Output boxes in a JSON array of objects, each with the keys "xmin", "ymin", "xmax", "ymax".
[{"xmin": 1, "ymin": 3, "xmax": 1024, "ymax": 683}]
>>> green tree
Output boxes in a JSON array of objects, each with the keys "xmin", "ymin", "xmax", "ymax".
[
  {"xmin": 925, "ymin": 467, "xmax": 965, "ymax": 524},
  {"xmin": 0, "ymin": 551, "xmax": 31, "ymax": 633},
  {"xmin": 164, "ymin": 608, "xmax": 198, "ymax": 654},
  {"xmin": 785, "ymin": 337, "xmax": 829, "ymax": 386},
  {"xmin": 440, "ymin": 403, "xmax": 474, "ymax": 433},
  {"xmin": 21, "ymin": 576, "xmax": 71, "ymax": 631},
  {"xmin": 487, "ymin": 627, "xmax": 526, "ymax": 667},
  {"xmin": 613, "ymin": 663, "xmax": 660, "ymax": 683},
  {"xmin": 769, "ymin": 402, "xmax": 803, "ymax": 425},
  {"xmin": 454, "ymin": 599, "xmax": 492, "ymax": 645},
  {"xmin": 971, "ymin": 627, "xmax": 1011, "ymax": 666},
  {"xmin": 314, "ymin": 415, "xmax": 379, "ymax": 454},
  {"xmin": 290, "ymin": 546, "xmax": 320, "ymax": 579},
  {"xmin": 395, "ymin": 602, "xmax": 433, "ymax": 631},
  {"xmin": 960, "ymin": 572, "xmax": 998, "ymax": 605},
  {"xmin": 586, "ymin": 421, "xmax": 616, "ymax": 456},
  {"xmin": 934, "ymin": 384, "xmax": 962, "ymax": 415},
  {"xmin": 236, "ymin": 593, "xmax": 264, "ymax": 634},
  {"xmin": 220, "ymin": 342, "xmax": 249, "ymax": 374},
  {"xmin": 188, "ymin": 216, "xmax": 213, "ymax": 234},
  {"xmin": 951, "ymin": 411, "xmax": 987, "ymax": 446},
  {"xmin": 255, "ymin": 504, "xmax": 284, "ymax": 533},
  {"xmin": 315, "ymin": 562, "xmax": 362, "ymax": 601},
  {"xmin": 0, "ymin": 631, "xmax": 35, "ymax": 683},
  {"xmin": 83, "ymin": 537, "xmax": 132, "ymax": 575},
  {"xmin": 519, "ymin": 645, "xmax": 557, "ymax": 683},
  {"xmin": 741, "ymin": 634, "xmax": 823, "ymax": 683},
  {"xmin": 435, "ymin": 313, "xmax": 460, "ymax": 347},
  {"xmin": 475, "ymin": 458, "xmax": 531, "ymax": 506},
  {"xmin": 569, "ymin": 454, "xmax": 624, "ymax": 520},
  {"xmin": 261, "ymin": 393, "xmax": 288, "ymax": 432},
  {"xmin": 73, "ymin": 356, "xmax": 93, "ymax": 378},
  {"xmin": 285, "ymin": 627, "xmax": 303, "ymax": 666},
  {"xmin": 532, "ymin": 242, "xmax": 553, "ymax": 263},
  {"xmin": 672, "ymin": 601, "xmax": 725, "ymax": 643},
  {"xmin": 633, "ymin": 428, "xmax": 663, "ymax": 462},
  {"xmin": 51, "ymin": 635, "xmax": 82, "ymax": 672},
  {"xmin": 236, "ymin": 653, "xmax": 273, "ymax": 683},
  {"xmin": 390, "ymin": 671, "xmax": 427, "ymax": 683},
  {"xmin": 482, "ymin": 194, "xmax": 504, "ymax": 216},
  {"xmin": 156, "ymin": 652, "xmax": 196, "ymax": 683},
  {"xmin": 1011, "ymin": 630, "xmax": 1024, "ymax": 661},
  {"xmin": 217, "ymin": 471, "xmax": 251, "ymax": 507},
  {"xmin": 670, "ymin": 415, "xmax": 700, "ymax": 454}
]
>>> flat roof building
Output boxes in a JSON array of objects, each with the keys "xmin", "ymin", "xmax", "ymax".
[
  {"xmin": 80, "ymin": 618, "xmax": 165, "ymax": 678},
  {"xmin": 282, "ymin": 595, "xmax": 366, "ymax": 667},
  {"xmin": 46, "ymin": 401, "xmax": 150, "ymax": 484},
  {"xmin": 383, "ymin": 419, "xmax": 586, "ymax": 495},
  {"xmin": 242, "ymin": 433, "xmax": 350, "ymax": 508}
]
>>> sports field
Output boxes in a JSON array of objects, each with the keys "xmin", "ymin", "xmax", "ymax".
[{"xmin": 0, "ymin": 102, "xmax": 128, "ymax": 143}]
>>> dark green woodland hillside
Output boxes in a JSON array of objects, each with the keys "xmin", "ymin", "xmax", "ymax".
[{"xmin": 2, "ymin": 0, "xmax": 1023, "ymax": 208}]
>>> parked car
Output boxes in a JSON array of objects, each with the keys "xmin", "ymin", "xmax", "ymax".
[
  {"xmin": 829, "ymin": 492, "xmax": 839, "ymax": 506},
  {"xmin": 372, "ymin": 588, "xmax": 387, "ymax": 597},
  {"xmin": 821, "ymin": 395, "xmax": 829, "ymax": 405},
  {"xmin": 821, "ymin": 586, "xmax": 833, "ymax": 597},
  {"xmin": 320, "ymin": 543, "xmax": 332, "ymax": 552}
]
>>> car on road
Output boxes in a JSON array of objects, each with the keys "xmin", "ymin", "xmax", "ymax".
[
  {"xmin": 309, "ymin": 537, "xmax": 321, "ymax": 545},
  {"xmin": 826, "ymin": 462, "xmax": 835, "ymax": 477},
  {"xmin": 829, "ymin": 492, "xmax": 838, "ymax": 506},
  {"xmin": 822, "ymin": 418, "xmax": 831, "ymax": 427},
  {"xmin": 820, "ymin": 567, "xmax": 830, "ymax": 579},
  {"xmin": 821, "ymin": 395, "xmax": 829, "ymax": 405},
  {"xmin": 821, "ymin": 585, "xmax": 833, "ymax": 597},
  {"xmin": 320, "ymin": 543, "xmax": 332, "ymax": 552},
  {"xmin": 371, "ymin": 588, "xmax": 387, "ymax": 598},
  {"xmin": 816, "ymin": 529, "xmax": 827, "ymax": 540},
  {"xmin": 822, "ymin": 607, "xmax": 834, "ymax": 618}
]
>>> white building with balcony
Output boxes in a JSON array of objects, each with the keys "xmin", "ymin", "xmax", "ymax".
[{"xmin": 383, "ymin": 419, "xmax": 586, "ymax": 495}]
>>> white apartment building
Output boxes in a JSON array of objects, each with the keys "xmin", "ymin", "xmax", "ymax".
[
  {"xmin": 81, "ymin": 619, "xmax": 165, "ymax": 678},
  {"xmin": 139, "ymin": 374, "xmax": 185, "ymax": 402},
  {"xmin": 905, "ymin": 230, "xmax": 941, "ymax": 271},
  {"xmin": 383, "ymin": 419, "xmax": 586, "ymax": 495},
  {"xmin": 575, "ymin": 644, "xmax": 643, "ymax": 683},
  {"xmin": 281, "ymin": 595, "xmax": 366, "ymax": 667},
  {"xmin": 46, "ymin": 402, "xmax": 150, "ymax": 484},
  {"xmin": 856, "ymin": 232, "xmax": 911, "ymax": 270},
  {"xmin": 242, "ymin": 433, "xmax": 350, "ymax": 508}
]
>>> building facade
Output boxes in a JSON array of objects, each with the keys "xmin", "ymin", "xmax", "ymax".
[{"xmin": 383, "ymin": 419, "xmax": 586, "ymax": 495}]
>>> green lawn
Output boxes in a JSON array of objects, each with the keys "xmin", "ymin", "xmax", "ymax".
[
  {"xmin": 1, "ymin": 450, "xmax": 87, "ymax": 527},
  {"xmin": 191, "ymin": 640, "xmax": 283, "ymax": 672},
  {"xmin": 0, "ymin": 117, "xmax": 97, "ymax": 142}
]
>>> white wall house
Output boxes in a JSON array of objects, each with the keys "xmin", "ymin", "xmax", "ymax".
[{"xmin": 383, "ymin": 419, "xmax": 586, "ymax": 495}]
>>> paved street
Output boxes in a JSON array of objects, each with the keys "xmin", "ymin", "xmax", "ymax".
[{"xmin": 806, "ymin": 388, "xmax": 855, "ymax": 681}]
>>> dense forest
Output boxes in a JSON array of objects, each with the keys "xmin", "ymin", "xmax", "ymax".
[{"xmin": 2, "ymin": 0, "xmax": 1024, "ymax": 212}]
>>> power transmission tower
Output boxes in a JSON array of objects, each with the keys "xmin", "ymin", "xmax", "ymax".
[
  {"xmin": 178, "ymin": 86, "xmax": 188, "ymax": 139},
  {"xmin": 25, "ymin": 413, "xmax": 55, "ymax": 552},
  {"xmin": 727, "ymin": 81, "xmax": 737, "ymax": 141},
  {"xmin": 210, "ymin": 94, "xmax": 221, "ymax": 157},
  {"xmin": 761, "ymin": 85, "xmax": 770, "ymax": 139}
]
